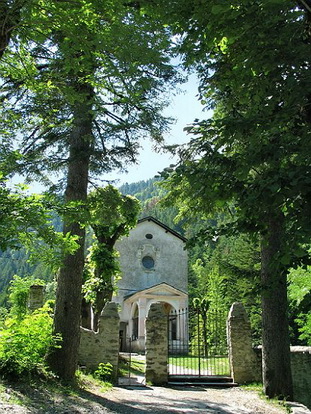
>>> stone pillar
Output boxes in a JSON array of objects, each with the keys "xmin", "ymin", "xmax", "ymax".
[
  {"xmin": 145, "ymin": 302, "xmax": 168, "ymax": 385},
  {"xmin": 98, "ymin": 302, "xmax": 120, "ymax": 382},
  {"xmin": 227, "ymin": 302, "xmax": 261, "ymax": 383},
  {"xmin": 28, "ymin": 285, "xmax": 44, "ymax": 312},
  {"xmin": 138, "ymin": 297, "xmax": 147, "ymax": 350}
]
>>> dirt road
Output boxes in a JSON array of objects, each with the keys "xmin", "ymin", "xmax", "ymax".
[{"xmin": 2, "ymin": 382, "xmax": 309, "ymax": 414}]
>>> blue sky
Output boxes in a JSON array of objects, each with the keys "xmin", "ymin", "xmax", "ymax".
[
  {"xmin": 105, "ymin": 74, "xmax": 210, "ymax": 185},
  {"xmin": 11, "ymin": 74, "xmax": 210, "ymax": 191}
]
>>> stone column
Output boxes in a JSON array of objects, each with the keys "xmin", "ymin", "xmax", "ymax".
[
  {"xmin": 227, "ymin": 302, "xmax": 261, "ymax": 383},
  {"xmin": 138, "ymin": 297, "xmax": 147, "ymax": 350},
  {"xmin": 145, "ymin": 302, "xmax": 168, "ymax": 385},
  {"xmin": 98, "ymin": 302, "xmax": 120, "ymax": 382},
  {"xmin": 28, "ymin": 285, "xmax": 44, "ymax": 312}
]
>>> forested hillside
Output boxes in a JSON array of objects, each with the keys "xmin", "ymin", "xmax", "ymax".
[
  {"xmin": 120, "ymin": 177, "xmax": 311, "ymax": 346},
  {"xmin": 120, "ymin": 177, "xmax": 186, "ymax": 235},
  {"xmin": 0, "ymin": 177, "xmax": 310, "ymax": 346},
  {"xmin": 0, "ymin": 214, "xmax": 63, "ymax": 306},
  {"xmin": 0, "ymin": 178, "xmax": 170, "ymax": 304}
]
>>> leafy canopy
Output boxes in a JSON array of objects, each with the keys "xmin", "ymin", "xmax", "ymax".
[
  {"xmin": 0, "ymin": 0, "xmax": 180, "ymax": 187},
  {"xmin": 162, "ymin": 0, "xmax": 311, "ymax": 267},
  {"xmin": 83, "ymin": 185, "xmax": 140, "ymax": 313}
]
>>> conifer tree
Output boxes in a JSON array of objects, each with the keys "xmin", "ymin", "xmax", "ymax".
[{"xmin": 0, "ymin": 0, "xmax": 178, "ymax": 379}]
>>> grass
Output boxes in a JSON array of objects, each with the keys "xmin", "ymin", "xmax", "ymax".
[
  {"xmin": 76, "ymin": 370, "xmax": 114, "ymax": 393},
  {"xmin": 118, "ymin": 355, "xmax": 145, "ymax": 377},
  {"xmin": 169, "ymin": 354, "xmax": 230, "ymax": 376},
  {"xmin": 0, "ymin": 382, "xmax": 29, "ymax": 406},
  {"xmin": 241, "ymin": 383, "xmax": 291, "ymax": 413},
  {"xmin": 0, "ymin": 371, "xmax": 114, "ymax": 410}
]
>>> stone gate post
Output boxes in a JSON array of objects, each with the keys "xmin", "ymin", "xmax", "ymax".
[
  {"xmin": 78, "ymin": 301, "xmax": 120, "ymax": 382},
  {"xmin": 98, "ymin": 302, "xmax": 120, "ymax": 381},
  {"xmin": 28, "ymin": 285, "xmax": 44, "ymax": 311},
  {"xmin": 145, "ymin": 302, "xmax": 168, "ymax": 385},
  {"xmin": 227, "ymin": 302, "xmax": 261, "ymax": 383}
]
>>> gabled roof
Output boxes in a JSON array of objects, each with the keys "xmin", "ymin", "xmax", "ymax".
[
  {"xmin": 124, "ymin": 282, "xmax": 188, "ymax": 302},
  {"xmin": 138, "ymin": 216, "xmax": 187, "ymax": 243}
]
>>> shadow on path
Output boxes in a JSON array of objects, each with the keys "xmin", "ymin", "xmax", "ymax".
[{"xmin": 77, "ymin": 385, "xmax": 251, "ymax": 414}]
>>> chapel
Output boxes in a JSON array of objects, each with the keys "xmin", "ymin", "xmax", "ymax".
[{"xmin": 113, "ymin": 216, "xmax": 188, "ymax": 352}]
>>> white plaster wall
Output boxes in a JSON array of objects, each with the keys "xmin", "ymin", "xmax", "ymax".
[{"xmin": 114, "ymin": 220, "xmax": 188, "ymax": 308}]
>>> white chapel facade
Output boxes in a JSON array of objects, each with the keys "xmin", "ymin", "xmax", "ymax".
[{"xmin": 113, "ymin": 216, "xmax": 188, "ymax": 352}]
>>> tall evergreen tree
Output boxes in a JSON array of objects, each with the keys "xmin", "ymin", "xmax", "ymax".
[{"xmin": 0, "ymin": 1, "xmax": 179, "ymax": 380}]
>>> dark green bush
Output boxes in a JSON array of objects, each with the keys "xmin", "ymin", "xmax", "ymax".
[
  {"xmin": 93, "ymin": 362, "xmax": 113, "ymax": 382},
  {"xmin": 0, "ymin": 303, "xmax": 61, "ymax": 377}
]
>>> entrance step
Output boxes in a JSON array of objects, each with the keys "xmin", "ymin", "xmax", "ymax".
[{"xmin": 168, "ymin": 375, "xmax": 237, "ymax": 387}]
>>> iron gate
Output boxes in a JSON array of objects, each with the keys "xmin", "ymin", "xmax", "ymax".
[{"xmin": 168, "ymin": 308, "xmax": 230, "ymax": 379}]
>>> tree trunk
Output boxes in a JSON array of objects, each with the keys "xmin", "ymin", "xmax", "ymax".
[
  {"xmin": 261, "ymin": 213, "xmax": 293, "ymax": 400},
  {"xmin": 93, "ymin": 281, "xmax": 113, "ymax": 331},
  {"xmin": 92, "ymin": 237, "xmax": 114, "ymax": 331},
  {"xmin": 81, "ymin": 298, "xmax": 92, "ymax": 330},
  {"xmin": 47, "ymin": 84, "xmax": 94, "ymax": 381},
  {"xmin": 0, "ymin": 0, "xmax": 23, "ymax": 59}
]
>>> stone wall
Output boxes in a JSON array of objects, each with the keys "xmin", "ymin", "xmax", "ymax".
[
  {"xmin": 253, "ymin": 346, "xmax": 311, "ymax": 408},
  {"xmin": 228, "ymin": 303, "xmax": 311, "ymax": 408},
  {"xmin": 290, "ymin": 346, "xmax": 311, "ymax": 408},
  {"xmin": 227, "ymin": 302, "xmax": 261, "ymax": 383},
  {"xmin": 78, "ymin": 302, "xmax": 120, "ymax": 381},
  {"xmin": 145, "ymin": 302, "xmax": 168, "ymax": 385},
  {"xmin": 115, "ymin": 219, "xmax": 188, "ymax": 304},
  {"xmin": 28, "ymin": 285, "xmax": 44, "ymax": 311}
]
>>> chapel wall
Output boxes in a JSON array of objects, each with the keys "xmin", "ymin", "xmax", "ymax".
[{"xmin": 115, "ymin": 220, "xmax": 188, "ymax": 305}]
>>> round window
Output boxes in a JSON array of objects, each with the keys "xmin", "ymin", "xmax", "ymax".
[
  {"xmin": 142, "ymin": 256, "xmax": 155, "ymax": 269},
  {"xmin": 145, "ymin": 233, "xmax": 153, "ymax": 239}
]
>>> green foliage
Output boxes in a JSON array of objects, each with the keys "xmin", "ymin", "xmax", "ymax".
[
  {"xmin": 83, "ymin": 247, "xmax": 120, "ymax": 305},
  {"xmin": 0, "ymin": 0, "xmax": 179, "ymax": 186},
  {"xmin": 288, "ymin": 266, "xmax": 311, "ymax": 306},
  {"xmin": 88, "ymin": 185, "xmax": 140, "ymax": 238},
  {"xmin": 190, "ymin": 235, "xmax": 262, "ymax": 344},
  {"xmin": 93, "ymin": 362, "xmax": 113, "ymax": 382},
  {"xmin": 295, "ymin": 313, "xmax": 311, "ymax": 345},
  {"xmin": 8, "ymin": 275, "xmax": 45, "ymax": 320},
  {"xmin": 159, "ymin": 0, "xmax": 311, "ymax": 397},
  {"xmin": 288, "ymin": 266, "xmax": 311, "ymax": 344},
  {"xmin": 120, "ymin": 177, "xmax": 186, "ymax": 235},
  {"xmin": 0, "ymin": 308, "xmax": 8, "ymax": 329},
  {"xmin": 161, "ymin": 0, "xmax": 311, "ymax": 267},
  {"xmin": 192, "ymin": 264, "xmax": 226, "ymax": 311},
  {"xmin": 83, "ymin": 186, "xmax": 140, "ymax": 324},
  {"xmin": 0, "ymin": 303, "xmax": 60, "ymax": 377},
  {"xmin": 0, "ymin": 176, "xmax": 78, "ymax": 264}
]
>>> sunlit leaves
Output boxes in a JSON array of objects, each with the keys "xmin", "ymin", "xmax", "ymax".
[
  {"xmin": 162, "ymin": 0, "xmax": 311, "ymax": 270},
  {"xmin": 0, "ymin": 0, "xmax": 180, "ymax": 186},
  {"xmin": 83, "ymin": 185, "xmax": 140, "ymax": 310}
]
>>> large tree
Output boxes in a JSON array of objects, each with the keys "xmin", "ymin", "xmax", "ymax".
[
  {"xmin": 161, "ymin": 0, "xmax": 311, "ymax": 400},
  {"xmin": 0, "ymin": 0, "xmax": 179, "ymax": 380}
]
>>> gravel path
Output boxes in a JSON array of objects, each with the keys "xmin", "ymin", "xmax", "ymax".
[{"xmin": 2, "ymin": 383, "xmax": 309, "ymax": 414}]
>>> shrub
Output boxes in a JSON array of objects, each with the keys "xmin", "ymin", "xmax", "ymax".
[
  {"xmin": 0, "ymin": 303, "xmax": 61, "ymax": 377},
  {"xmin": 8, "ymin": 275, "xmax": 45, "ymax": 321},
  {"xmin": 93, "ymin": 362, "xmax": 113, "ymax": 382}
]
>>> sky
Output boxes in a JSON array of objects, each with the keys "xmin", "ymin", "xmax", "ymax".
[
  {"xmin": 10, "ymin": 74, "xmax": 210, "ymax": 192},
  {"xmin": 105, "ymin": 74, "xmax": 210, "ymax": 186}
]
